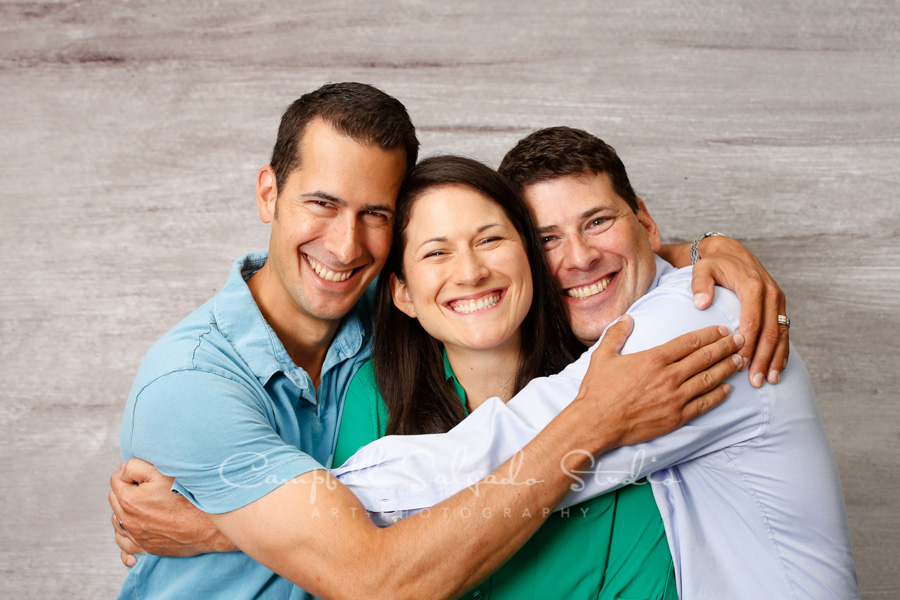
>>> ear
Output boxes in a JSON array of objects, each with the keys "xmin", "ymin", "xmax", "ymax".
[
  {"xmin": 389, "ymin": 273, "xmax": 417, "ymax": 319},
  {"xmin": 256, "ymin": 166, "xmax": 278, "ymax": 224},
  {"xmin": 635, "ymin": 198, "xmax": 662, "ymax": 252}
]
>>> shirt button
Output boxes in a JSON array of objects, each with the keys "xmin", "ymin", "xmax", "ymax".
[{"xmin": 472, "ymin": 592, "xmax": 484, "ymax": 599}]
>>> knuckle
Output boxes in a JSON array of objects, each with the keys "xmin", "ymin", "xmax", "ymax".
[
  {"xmin": 658, "ymin": 370, "xmax": 678, "ymax": 389},
  {"xmin": 742, "ymin": 315, "xmax": 761, "ymax": 334},
  {"xmin": 675, "ymin": 331, "xmax": 702, "ymax": 353},
  {"xmin": 647, "ymin": 349, "xmax": 668, "ymax": 368},
  {"xmin": 118, "ymin": 492, "xmax": 138, "ymax": 516},
  {"xmin": 760, "ymin": 328, "xmax": 780, "ymax": 346},
  {"xmin": 745, "ymin": 277, "xmax": 764, "ymax": 296}
]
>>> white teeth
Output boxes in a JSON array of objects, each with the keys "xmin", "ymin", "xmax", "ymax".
[
  {"xmin": 450, "ymin": 293, "xmax": 501, "ymax": 314},
  {"xmin": 566, "ymin": 276, "xmax": 612, "ymax": 299},
  {"xmin": 306, "ymin": 256, "xmax": 353, "ymax": 283}
]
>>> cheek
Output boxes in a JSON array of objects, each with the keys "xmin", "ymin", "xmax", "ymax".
[
  {"xmin": 544, "ymin": 248, "xmax": 565, "ymax": 278},
  {"xmin": 403, "ymin": 266, "xmax": 443, "ymax": 309},
  {"xmin": 520, "ymin": 275, "xmax": 535, "ymax": 314},
  {"xmin": 366, "ymin": 229, "xmax": 394, "ymax": 263}
]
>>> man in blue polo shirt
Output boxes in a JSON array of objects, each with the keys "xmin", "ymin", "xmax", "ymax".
[
  {"xmin": 111, "ymin": 83, "xmax": 786, "ymax": 599},
  {"xmin": 116, "ymin": 82, "xmax": 415, "ymax": 599}
]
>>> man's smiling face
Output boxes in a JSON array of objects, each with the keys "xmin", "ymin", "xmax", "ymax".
[
  {"xmin": 256, "ymin": 117, "xmax": 407, "ymax": 329},
  {"xmin": 521, "ymin": 170, "xmax": 662, "ymax": 346}
]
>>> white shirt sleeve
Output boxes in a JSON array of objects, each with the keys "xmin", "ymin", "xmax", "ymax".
[{"xmin": 333, "ymin": 264, "xmax": 767, "ymax": 515}]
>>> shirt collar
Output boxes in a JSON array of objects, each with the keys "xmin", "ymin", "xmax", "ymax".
[
  {"xmin": 441, "ymin": 348, "xmax": 469, "ymax": 415},
  {"xmin": 651, "ymin": 254, "xmax": 676, "ymax": 291},
  {"xmin": 213, "ymin": 252, "xmax": 372, "ymax": 394}
]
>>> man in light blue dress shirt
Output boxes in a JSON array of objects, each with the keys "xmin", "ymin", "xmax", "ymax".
[{"xmin": 335, "ymin": 127, "xmax": 860, "ymax": 599}]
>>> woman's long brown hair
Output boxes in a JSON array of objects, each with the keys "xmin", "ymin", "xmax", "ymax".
[{"xmin": 373, "ymin": 155, "xmax": 583, "ymax": 436}]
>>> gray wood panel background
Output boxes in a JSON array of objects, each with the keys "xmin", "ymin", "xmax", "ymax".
[{"xmin": 1, "ymin": 1, "xmax": 897, "ymax": 597}]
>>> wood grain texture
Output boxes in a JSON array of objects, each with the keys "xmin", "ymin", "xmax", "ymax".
[{"xmin": 1, "ymin": 1, "xmax": 897, "ymax": 597}]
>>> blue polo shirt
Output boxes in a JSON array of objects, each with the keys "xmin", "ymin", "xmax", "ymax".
[{"xmin": 118, "ymin": 252, "xmax": 373, "ymax": 600}]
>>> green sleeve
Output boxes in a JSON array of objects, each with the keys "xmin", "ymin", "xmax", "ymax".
[{"xmin": 333, "ymin": 360, "xmax": 389, "ymax": 467}]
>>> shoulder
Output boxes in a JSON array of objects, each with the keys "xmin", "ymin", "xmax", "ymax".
[
  {"xmin": 135, "ymin": 296, "xmax": 219, "ymax": 374},
  {"xmin": 124, "ymin": 296, "xmax": 265, "ymax": 451},
  {"xmin": 622, "ymin": 266, "xmax": 741, "ymax": 355},
  {"xmin": 132, "ymin": 286, "xmax": 261, "ymax": 396}
]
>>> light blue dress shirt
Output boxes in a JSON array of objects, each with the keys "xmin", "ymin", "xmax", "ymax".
[
  {"xmin": 119, "ymin": 252, "xmax": 373, "ymax": 600},
  {"xmin": 334, "ymin": 257, "xmax": 859, "ymax": 600}
]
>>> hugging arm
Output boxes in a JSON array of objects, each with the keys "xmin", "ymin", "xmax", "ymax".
[
  {"xmin": 658, "ymin": 235, "xmax": 788, "ymax": 387},
  {"xmin": 112, "ymin": 321, "xmax": 742, "ymax": 598},
  {"xmin": 338, "ymin": 276, "xmax": 763, "ymax": 515}
]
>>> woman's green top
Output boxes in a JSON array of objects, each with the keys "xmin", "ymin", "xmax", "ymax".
[{"xmin": 334, "ymin": 359, "xmax": 677, "ymax": 600}]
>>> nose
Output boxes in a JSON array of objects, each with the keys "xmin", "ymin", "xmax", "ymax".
[
  {"xmin": 454, "ymin": 249, "xmax": 490, "ymax": 286},
  {"xmin": 563, "ymin": 234, "xmax": 601, "ymax": 271},
  {"xmin": 331, "ymin": 214, "xmax": 364, "ymax": 265}
]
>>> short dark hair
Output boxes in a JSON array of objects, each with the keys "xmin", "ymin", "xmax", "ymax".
[
  {"xmin": 498, "ymin": 126, "xmax": 639, "ymax": 213},
  {"xmin": 373, "ymin": 155, "xmax": 583, "ymax": 436},
  {"xmin": 269, "ymin": 82, "xmax": 419, "ymax": 191}
]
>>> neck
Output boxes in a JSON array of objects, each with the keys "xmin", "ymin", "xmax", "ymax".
[
  {"xmin": 445, "ymin": 333, "xmax": 522, "ymax": 411},
  {"xmin": 247, "ymin": 263, "xmax": 339, "ymax": 386}
]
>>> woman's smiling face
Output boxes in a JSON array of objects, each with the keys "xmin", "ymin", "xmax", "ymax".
[{"xmin": 390, "ymin": 183, "xmax": 534, "ymax": 355}]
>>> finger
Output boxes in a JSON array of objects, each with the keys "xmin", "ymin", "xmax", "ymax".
[
  {"xmin": 115, "ymin": 526, "xmax": 144, "ymax": 556},
  {"xmin": 679, "ymin": 349, "xmax": 743, "ymax": 400},
  {"xmin": 765, "ymin": 320, "xmax": 791, "ymax": 384},
  {"xmin": 122, "ymin": 457, "xmax": 157, "ymax": 484},
  {"xmin": 747, "ymin": 286, "xmax": 783, "ymax": 387},
  {"xmin": 680, "ymin": 383, "xmax": 733, "ymax": 425},
  {"xmin": 112, "ymin": 508, "xmax": 144, "ymax": 554},
  {"xmin": 120, "ymin": 549, "xmax": 138, "ymax": 568},
  {"xmin": 735, "ymin": 280, "xmax": 765, "ymax": 371},
  {"xmin": 593, "ymin": 315, "xmax": 634, "ymax": 358},
  {"xmin": 109, "ymin": 489, "xmax": 127, "ymax": 524},
  {"xmin": 690, "ymin": 262, "xmax": 716, "ymax": 310},
  {"xmin": 647, "ymin": 325, "xmax": 734, "ymax": 367},
  {"xmin": 110, "ymin": 466, "xmax": 132, "ymax": 497}
]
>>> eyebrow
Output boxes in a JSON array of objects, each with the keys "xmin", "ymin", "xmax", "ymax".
[
  {"xmin": 536, "ymin": 206, "xmax": 609, "ymax": 234},
  {"xmin": 415, "ymin": 223, "xmax": 503, "ymax": 250},
  {"xmin": 301, "ymin": 191, "xmax": 394, "ymax": 215}
]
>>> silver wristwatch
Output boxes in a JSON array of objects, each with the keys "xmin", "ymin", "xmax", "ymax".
[{"xmin": 690, "ymin": 231, "xmax": 728, "ymax": 264}]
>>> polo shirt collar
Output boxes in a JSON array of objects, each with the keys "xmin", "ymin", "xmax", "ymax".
[{"xmin": 441, "ymin": 348, "xmax": 469, "ymax": 416}]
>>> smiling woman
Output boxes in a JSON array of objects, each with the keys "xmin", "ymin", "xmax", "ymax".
[
  {"xmin": 389, "ymin": 183, "xmax": 534, "ymax": 397},
  {"xmin": 332, "ymin": 155, "xmax": 679, "ymax": 600}
]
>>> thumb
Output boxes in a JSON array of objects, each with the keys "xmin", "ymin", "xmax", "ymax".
[
  {"xmin": 691, "ymin": 264, "xmax": 716, "ymax": 310},
  {"xmin": 595, "ymin": 314, "xmax": 634, "ymax": 358},
  {"xmin": 122, "ymin": 458, "xmax": 157, "ymax": 485}
]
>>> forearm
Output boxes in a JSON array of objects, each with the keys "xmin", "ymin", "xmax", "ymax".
[
  {"xmin": 376, "ymin": 401, "xmax": 613, "ymax": 598},
  {"xmin": 657, "ymin": 242, "xmax": 691, "ymax": 267},
  {"xmin": 215, "ymin": 400, "xmax": 613, "ymax": 600},
  {"xmin": 212, "ymin": 322, "xmax": 741, "ymax": 598}
]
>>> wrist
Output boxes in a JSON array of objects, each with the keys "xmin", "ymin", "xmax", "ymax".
[
  {"xmin": 690, "ymin": 231, "xmax": 728, "ymax": 264},
  {"xmin": 558, "ymin": 395, "xmax": 621, "ymax": 458}
]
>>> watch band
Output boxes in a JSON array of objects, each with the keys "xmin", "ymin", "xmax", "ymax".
[{"xmin": 690, "ymin": 231, "xmax": 727, "ymax": 264}]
